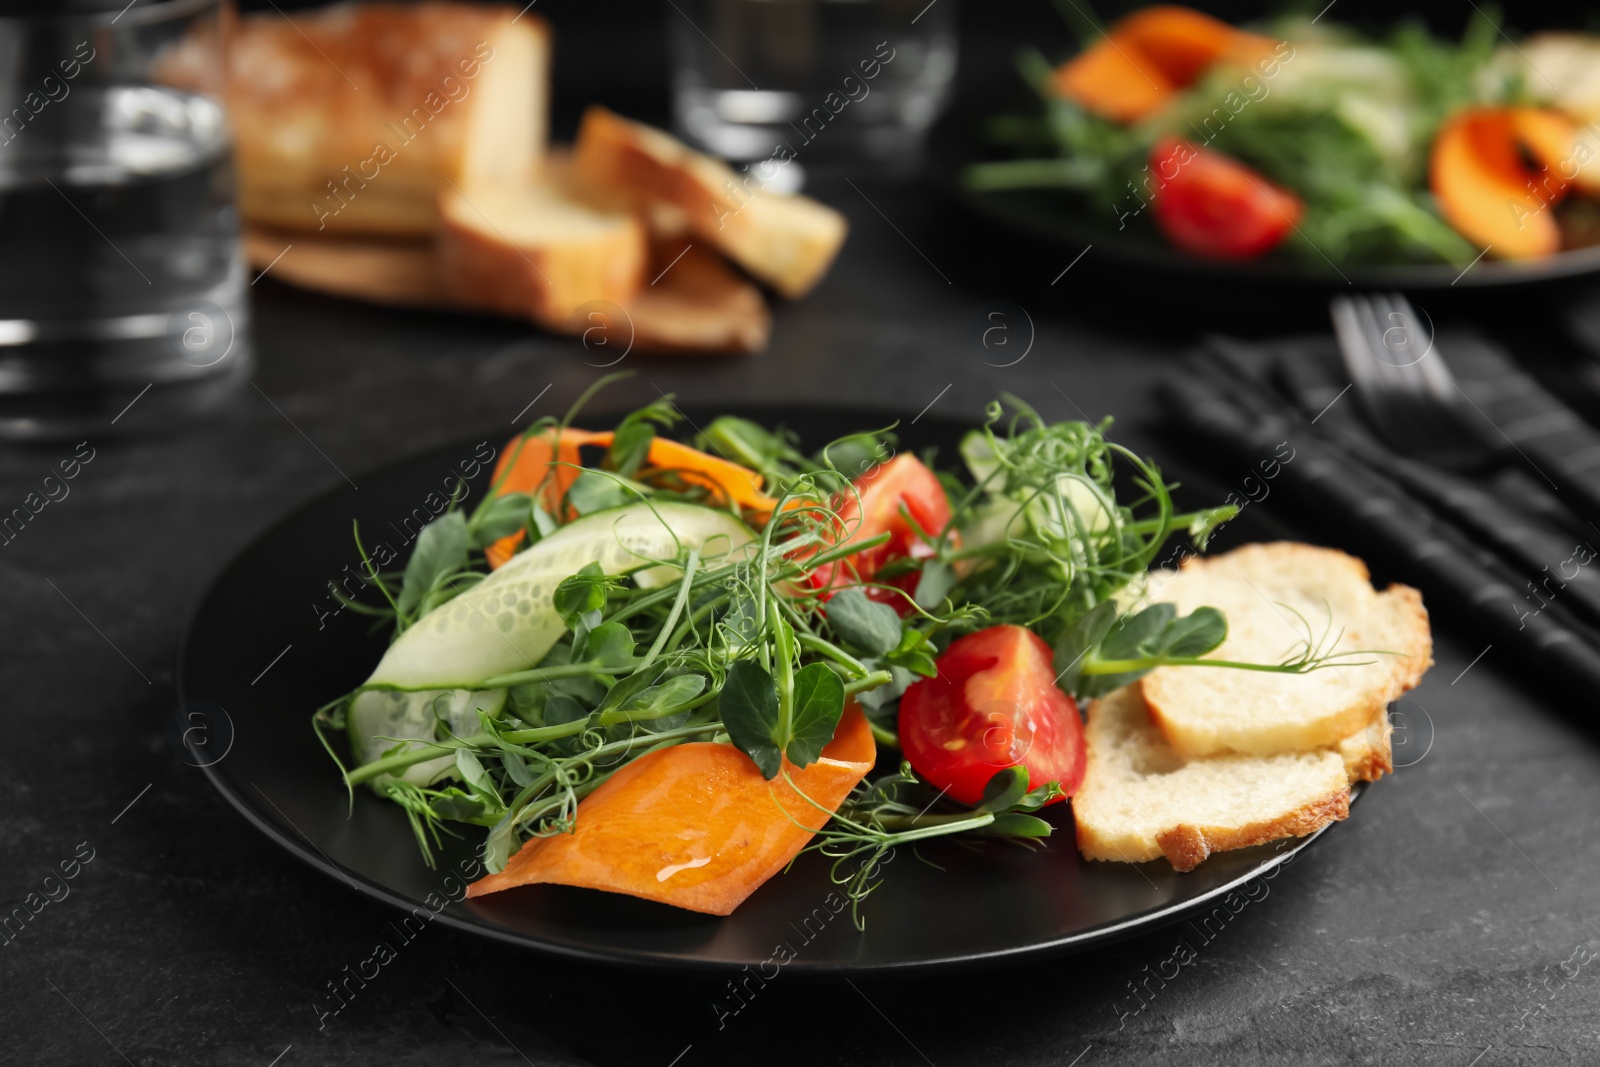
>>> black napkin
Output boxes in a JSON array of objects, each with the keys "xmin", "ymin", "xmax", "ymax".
[{"xmin": 1160, "ymin": 330, "xmax": 1600, "ymax": 692}]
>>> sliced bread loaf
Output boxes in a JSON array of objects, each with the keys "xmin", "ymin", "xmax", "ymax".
[
  {"xmin": 1075, "ymin": 685, "xmax": 1352, "ymax": 871},
  {"xmin": 572, "ymin": 107, "xmax": 847, "ymax": 298},
  {"xmin": 1139, "ymin": 543, "xmax": 1431, "ymax": 759},
  {"xmin": 438, "ymin": 179, "xmax": 646, "ymax": 329}
]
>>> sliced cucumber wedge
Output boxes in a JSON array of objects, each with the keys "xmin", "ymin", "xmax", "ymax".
[{"xmin": 364, "ymin": 501, "xmax": 754, "ymax": 691}]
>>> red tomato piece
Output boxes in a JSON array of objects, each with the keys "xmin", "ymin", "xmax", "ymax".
[
  {"xmin": 809, "ymin": 454, "xmax": 953, "ymax": 615},
  {"xmin": 1149, "ymin": 137, "xmax": 1303, "ymax": 260},
  {"xmin": 899, "ymin": 625, "xmax": 1086, "ymax": 806}
]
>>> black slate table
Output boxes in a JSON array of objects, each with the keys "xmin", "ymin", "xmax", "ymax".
[{"xmin": 9, "ymin": 4, "xmax": 1600, "ymax": 1063}]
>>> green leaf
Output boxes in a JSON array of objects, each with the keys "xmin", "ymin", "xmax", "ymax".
[
  {"xmin": 720, "ymin": 659, "xmax": 782, "ymax": 778},
  {"xmin": 1052, "ymin": 600, "xmax": 1118, "ymax": 694},
  {"xmin": 785, "ymin": 663, "xmax": 846, "ymax": 767},
  {"xmin": 913, "ymin": 560, "xmax": 957, "ymax": 609},
  {"xmin": 483, "ymin": 813, "xmax": 517, "ymax": 873},
  {"xmin": 977, "ymin": 812, "xmax": 1053, "ymax": 838},
  {"xmin": 566, "ymin": 470, "xmax": 632, "ymax": 515},
  {"xmin": 553, "ymin": 563, "xmax": 616, "ymax": 626},
  {"xmin": 885, "ymin": 627, "xmax": 938, "ymax": 678},
  {"xmin": 1102, "ymin": 603, "xmax": 1176, "ymax": 660},
  {"xmin": 469, "ymin": 492, "xmax": 532, "ymax": 549},
  {"xmin": 398, "ymin": 511, "xmax": 468, "ymax": 617},
  {"xmin": 629, "ymin": 674, "xmax": 709, "ymax": 733},
  {"xmin": 977, "ymin": 766, "xmax": 1031, "ymax": 812},
  {"xmin": 827, "ymin": 588, "xmax": 902, "ymax": 656},
  {"xmin": 543, "ymin": 694, "xmax": 588, "ymax": 728},
  {"xmin": 607, "ymin": 421, "xmax": 656, "ymax": 479},
  {"xmin": 581, "ymin": 621, "xmax": 636, "ymax": 667},
  {"xmin": 1161, "ymin": 606, "xmax": 1227, "ymax": 657}
]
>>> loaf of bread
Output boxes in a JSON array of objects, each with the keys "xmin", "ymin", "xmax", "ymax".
[
  {"xmin": 223, "ymin": 3, "xmax": 548, "ymax": 236},
  {"xmin": 573, "ymin": 107, "xmax": 847, "ymax": 298},
  {"xmin": 1139, "ymin": 543, "xmax": 1431, "ymax": 759}
]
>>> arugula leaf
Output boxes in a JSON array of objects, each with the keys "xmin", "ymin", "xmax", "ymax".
[
  {"xmin": 1161, "ymin": 606, "xmax": 1227, "ymax": 657},
  {"xmin": 720, "ymin": 659, "xmax": 782, "ymax": 778},
  {"xmin": 469, "ymin": 492, "xmax": 533, "ymax": 549},
  {"xmin": 398, "ymin": 511, "xmax": 468, "ymax": 617},
  {"xmin": 786, "ymin": 663, "xmax": 846, "ymax": 767},
  {"xmin": 827, "ymin": 588, "xmax": 902, "ymax": 656}
]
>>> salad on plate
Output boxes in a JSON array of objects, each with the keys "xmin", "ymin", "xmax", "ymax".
[{"xmin": 313, "ymin": 380, "xmax": 1417, "ymax": 926}]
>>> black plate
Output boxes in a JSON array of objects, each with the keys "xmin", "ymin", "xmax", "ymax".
[{"xmin": 177, "ymin": 407, "xmax": 1360, "ymax": 974}]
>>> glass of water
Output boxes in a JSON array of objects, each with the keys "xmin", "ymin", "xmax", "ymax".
[
  {"xmin": 668, "ymin": 0, "xmax": 957, "ymax": 180},
  {"xmin": 0, "ymin": 0, "xmax": 249, "ymax": 441}
]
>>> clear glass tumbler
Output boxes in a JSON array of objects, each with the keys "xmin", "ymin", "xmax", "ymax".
[
  {"xmin": 0, "ymin": 0, "xmax": 250, "ymax": 441},
  {"xmin": 668, "ymin": 0, "xmax": 957, "ymax": 177}
]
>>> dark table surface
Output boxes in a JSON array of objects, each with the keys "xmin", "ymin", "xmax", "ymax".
[{"xmin": 9, "ymin": 3, "xmax": 1600, "ymax": 1065}]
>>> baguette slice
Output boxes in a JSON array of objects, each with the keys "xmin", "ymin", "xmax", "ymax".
[
  {"xmin": 572, "ymin": 107, "xmax": 846, "ymax": 298},
  {"xmin": 438, "ymin": 180, "xmax": 646, "ymax": 329},
  {"xmin": 220, "ymin": 3, "xmax": 548, "ymax": 236},
  {"xmin": 1075, "ymin": 686, "xmax": 1351, "ymax": 871},
  {"xmin": 1139, "ymin": 543, "xmax": 1431, "ymax": 759}
]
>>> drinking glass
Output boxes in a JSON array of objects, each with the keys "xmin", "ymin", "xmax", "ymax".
[
  {"xmin": 0, "ymin": 0, "xmax": 250, "ymax": 441},
  {"xmin": 668, "ymin": 0, "xmax": 957, "ymax": 180}
]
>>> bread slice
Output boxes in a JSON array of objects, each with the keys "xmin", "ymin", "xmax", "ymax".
[
  {"xmin": 438, "ymin": 180, "xmax": 646, "ymax": 329},
  {"xmin": 218, "ymin": 3, "xmax": 548, "ymax": 236},
  {"xmin": 572, "ymin": 107, "xmax": 846, "ymax": 298},
  {"xmin": 1139, "ymin": 543, "xmax": 1431, "ymax": 759},
  {"xmin": 628, "ymin": 238, "xmax": 770, "ymax": 354},
  {"xmin": 1075, "ymin": 686, "xmax": 1351, "ymax": 871}
]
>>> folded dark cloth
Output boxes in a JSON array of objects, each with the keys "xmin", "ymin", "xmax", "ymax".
[{"xmin": 1161, "ymin": 331, "xmax": 1600, "ymax": 693}]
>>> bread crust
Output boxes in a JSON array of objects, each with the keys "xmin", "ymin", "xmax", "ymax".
[{"xmin": 1153, "ymin": 786, "xmax": 1350, "ymax": 871}]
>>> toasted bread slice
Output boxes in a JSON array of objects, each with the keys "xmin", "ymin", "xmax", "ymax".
[
  {"xmin": 1075, "ymin": 686, "xmax": 1351, "ymax": 871},
  {"xmin": 242, "ymin": 227, "xmax": 478, "ymax": 312},
  {"xmin": 1139, "ymin": 543, "xmax": 1431, "ymax": 759},
  {"xmin": 572, "ymin": 107, "xmax": 846, "ymax": 298},
  {"xmin": 438, "ymin": 180, "xmax": 646, "ymax": 328},
  {"xmin": 214, "ymin": 3, "xmax": 547, "ymax": 236}
]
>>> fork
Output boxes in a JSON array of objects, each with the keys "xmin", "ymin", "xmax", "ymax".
[
  {"xmin": 1331, "ymin": 291, "xmax": 1600, "ymax": 524},
  {"xmin": 1329, "ymin": 292, "xmax": 1499, "ymax": 470}
]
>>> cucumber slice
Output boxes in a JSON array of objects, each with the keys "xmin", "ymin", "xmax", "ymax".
[
  {"xmin": 348, "ymin": 687, "xmax": 506, "ymax": 787},
  {"xmin": 364, "ymin": 501, "xmax": 754, "ymax": 691}
]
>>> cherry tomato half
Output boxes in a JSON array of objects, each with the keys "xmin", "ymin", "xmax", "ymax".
[
  {"xmin": 1150, "ymin": 137, "xmax": 1303, "ymax": 260},
  {"xmin": 899, "ymin": 625, "xmax": 1085, "ymax": 806},
  {"xmin": 810, "ymin": 453, "xmax": 953, "ymax": 615}
]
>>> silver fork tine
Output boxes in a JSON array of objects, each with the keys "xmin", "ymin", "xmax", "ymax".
[
  {"xmin": 1332, "ymin": 296, "xmax": 1388, "ymax": 409},
  {"xmin": 1392, "ymin": 293, "xmax": 1459, "ymax": 403}
]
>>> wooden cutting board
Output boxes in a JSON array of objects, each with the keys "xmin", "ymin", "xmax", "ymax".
[{"xmin": 244, "ymin": 227, "xmax": 770, "ymax": 354}]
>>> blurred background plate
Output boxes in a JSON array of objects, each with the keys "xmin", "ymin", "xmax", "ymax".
[{"xmin": 176, "ymin": 406, "xmax": 1360, "ymax": 974}]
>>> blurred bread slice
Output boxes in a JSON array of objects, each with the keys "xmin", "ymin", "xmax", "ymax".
[
  {"xmin": 628, "ymin": 238, "xmax": 770, "ymax": 354},
  {"xmin": 242, "ymin": 227, "xmax": 476, "ymax": 312},
  {"xmin": 218, "ymin": 3, "xmax": 547, "ymax": 236},
  {"xmin": 572, "ymin": 107, "xmax": 846, "ymax": 298},
  {"xmin": 1075, "ymin": 686, "xmax": 1351, "ymax": 871},
  {"xmin": 1139, "ymin": 543, "xmax": 1431, "ymax": 759},
  {"xmin": 438, "ymin": 180, "xmax": 646, "ymax": 329}
]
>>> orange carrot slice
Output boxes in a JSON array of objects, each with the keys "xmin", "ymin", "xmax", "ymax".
[
  {"xmin": 466, "ymin": 706, "xmax": 876, "ymax": 915},
  {"xmin": 1052, "ymin": 6, "xmax": 1275, "ymax": 123},
  {"xmin": 1431, "ymin": 108, "xmax": 1563, "ymax": 260},
  {"xmin": 1117, "ymin": 6, "xmax": 1274, "ymax": 84},
  {"xmin": 1052, "ymin": 37, "xmax": 1174, "ymax": 124},
  {"xmin": 483, "ymin": 428, "xmax": 778, "ymax": 568}
]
